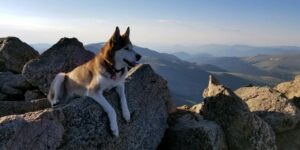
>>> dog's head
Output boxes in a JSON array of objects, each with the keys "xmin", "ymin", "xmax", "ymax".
[{"xmin": 101, "ymin": 26, "xmax": 142, "ymax": 69}]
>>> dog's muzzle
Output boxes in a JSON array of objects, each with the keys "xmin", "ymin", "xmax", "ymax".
[{"xmin": 123, "ymin": 59, "xmax": 138, "ymax": 67}]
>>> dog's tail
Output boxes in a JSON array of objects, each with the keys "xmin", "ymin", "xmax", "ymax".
[{"xmin": 48, "ymin": 72, "xmax": 66, "ymax": 107}]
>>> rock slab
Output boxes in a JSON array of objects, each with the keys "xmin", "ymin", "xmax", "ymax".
[
  {"xmin": 235, "ymin": 86, "xmax": 300, "ymax": 133},
  {"xmin": 0, "ymin": 37, "xmax": 39, "ymax": 73},
  {"xmin": 275, "ymin": 75, "xmax": 300, "ymax": 99},
  {"xmin": 22, "ymin": 37, "xmax": 95, "ymax": 94},
  {"xmin": 160, "ymin": 112, "xmax": 227, "ymax": 150},
  {"xmin": 201, "ymin": 75, "xmax": 276, "ymax": 150}
]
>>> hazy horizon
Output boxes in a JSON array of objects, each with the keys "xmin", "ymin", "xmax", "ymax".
[
  {"xmin": 29, "ymin": 41, "xmax": 300, "ymax": 54},
  {"xmin": 1, "ymin": 0, "xmax": 300, "ymax": 52}
]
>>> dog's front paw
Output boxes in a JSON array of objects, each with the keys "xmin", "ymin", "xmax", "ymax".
[
  {"xmin": 51, "ymin": 99, "xmax": 59, "ymax": 107},
  {"xmin": 111, "ymin": 128, "xmax": 119, "ymax": 137},
  {"xmin": 122, "ymin": 110, "xmax": 131, "ymax": 122}
]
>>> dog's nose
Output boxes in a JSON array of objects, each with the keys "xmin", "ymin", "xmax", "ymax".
[{"xmin": 136, "ymin": 54, "xmax": 141, "ymax": 61}]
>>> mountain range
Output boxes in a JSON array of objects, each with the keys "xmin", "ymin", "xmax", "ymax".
[
  {"xmin": 171, "ymin": 44, "xmax": 300, "ymax": 57},
  {"xmin": 184, "ymin": 53, "xmax": 300, "ymax": 82},
  {"xmin": 84, "ymin": 43, "xmax": 260, "ymax": 105}
]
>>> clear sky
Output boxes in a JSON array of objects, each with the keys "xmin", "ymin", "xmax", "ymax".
[{"xmin": 0, "ymin": 0, "xmax": 299, "ymax": 50}]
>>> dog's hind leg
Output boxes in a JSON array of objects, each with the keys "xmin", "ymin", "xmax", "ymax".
[
  {"xmin": 116, "ymin": 84, "xmax": 130, "ymax": 122},
  {"xmin": 48, "ymin": 73, "xmax": 66, "ymax": 107},
  {"xmin": 88, "ymin": 92, "xmax": 119, "ymax": 137}
]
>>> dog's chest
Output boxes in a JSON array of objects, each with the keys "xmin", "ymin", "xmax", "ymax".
[{"xmin": 96, "ymin": 72, "xmax": 126, "ymax": 90}]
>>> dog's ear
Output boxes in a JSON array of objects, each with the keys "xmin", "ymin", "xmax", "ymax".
[
  {"xmin": 110, "ymin": 26, "xmax": 120, "ymax": 44},
  {"xmin": 124, "ymin": 27, "xmax": 130, "ymax": 37}
]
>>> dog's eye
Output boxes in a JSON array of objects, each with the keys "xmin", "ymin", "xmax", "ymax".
[{"xmin": 124, "ymin": 47, "xmax": 130, "ymax": 50}]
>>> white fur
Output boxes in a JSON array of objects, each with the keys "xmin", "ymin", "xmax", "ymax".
[
  {"xmin": 49, "ymin": 41, "xmax": 140, "ymax": 137},
  {"xmin": 116, "ymin": 84, "xmax": 130, "ymax": 122},
  {"xmin": 88, "ymin": 46, "xmax": 138, "ymax": 137},
  {"xmin": 114, "ymin": 44, "xmax": 138, "ymax": 70},
  {"xmin": 48, "ymin": 72, "xmax": 65, "ymax": 106},
  {"xmin": 86, "ymin": 69, "xmax": 129, "ymax": 137}
]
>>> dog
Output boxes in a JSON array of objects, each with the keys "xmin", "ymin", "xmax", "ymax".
[{"xmin": 47, "ymin": 27, "xmax": 141, "ymax": 137}]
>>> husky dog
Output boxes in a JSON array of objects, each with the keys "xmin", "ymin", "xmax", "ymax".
[{"xmin": 47, "ymin": 27, "xmax": 141, "ymax": 137}]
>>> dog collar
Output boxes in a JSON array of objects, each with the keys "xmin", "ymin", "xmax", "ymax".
[{"xmin": 102, "ymin": 59, "xmax": 125, "ymax": 80}]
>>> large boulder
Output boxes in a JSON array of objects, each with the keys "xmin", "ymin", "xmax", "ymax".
[
  {"xmin": 0, "ymin": 72, "xmax": 32, "ymax": 101},
  {"xmin": 0, "ymin": 109, "xmax": 64, "ymax": 150},
  {"xmin": 0, "ymin": 64, "xmax": 169, "ymax": 150},
  {"xmin": 272, "ymin": 75, "xmax": 300, "ymax": 150},
  {"xmin": 0, "ymin": 37, "xmax": 39, "ymax": 73},
  {"xmin": 201, "ymin": 75, "xmax": 276, "ymax": 150},
  {"xmin": 22, "ymin": 37, "xmax": 95, "ymax": 94},
  {"xmin": 235, "ymin": 86, "xmax": 300, "ymax": 133},
  {"xmin": 159, "ymin": 111, "xmax": 227, "ymax": 150},
  {"xmin": 275, "ymin": 75, "xmax": 300, "ymax": 99}
]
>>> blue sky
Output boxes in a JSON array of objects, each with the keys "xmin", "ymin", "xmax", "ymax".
[{"xmin": 0, "ymin": 0, "xmax": 299, "ymax": 50}]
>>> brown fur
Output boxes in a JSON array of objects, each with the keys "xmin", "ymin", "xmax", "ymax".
[
  {"xmin": 47, "ymin": 27, "xmax": 138, "ymax": 137},
  {"xmin": 51, "ymin": 27, "xmax": 131, "ymax": 100}
]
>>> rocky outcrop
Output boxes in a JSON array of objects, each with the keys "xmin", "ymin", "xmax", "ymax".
[
  {"xmin": 0, "ymin": 109, "xmax": 64, "ymax": 150},
  {"xmin": 275, "ymin": 75, "xmax": 300, "ymax": 100},
  {"xmin": 22, "ymin": 37, "xmax": 95, "ymax": 94},
  {"xmin": 275, "ymin": 75, "xmax": 300, "ymax": 109},
  {"xmin": 160, "ymin": 121, "xmax": 226, "ymax": 150},
  {"xmin": 0, "ymin": 72, "xmax": 33, "ymax": 101},
  {"xmin": 0, "ymin": 37, "xmax": 39, "ymax": 73},
  {"xmin": 159, "ymin": 111, "xmax": 227, "ymax": 150},
  {"xmin": 0, "ymin": 64, "xmax": 169, "ymax": 150},
  {"xmin": 201, "ymin": 75, "xmax": 276, "ymax": 150},
  {"xmin": 271, "ymin": 76, "xmax": 300, "ymax": 150},
  {"xmin": 276, "ymin": 125, "xmax": 300, "ymax": 150},
  {"xmin": 0, "ymin": 37, "xmax": 45, "ymax": 101},
  {"xmin": 235, "ymin": 86, "xmax": 300, "ymax": 133},
  {"xmin": 189, "ymin": 103, "xmax": 203, "ymax": 114}
]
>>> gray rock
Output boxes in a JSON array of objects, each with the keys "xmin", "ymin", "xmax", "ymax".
[
  {"xmin": 160, "ymin": 112, "xmax": 227, "ymax": 150},
  {"xmin": 0, "ymin": 37, "xmax": 39, "ymax": 73},
  {"xmin": 276, "ymin": 125, "xmax": 300, "ymax": 150},
  {"xmin": 235, "ymin": 86, "xmax": 300, "ymax": 133},
  {"xmin": 275, "ymin": 75, "xmax": 300, "ymax": 100},
  {"xmin": 1, "ymin": 85, "xmax": 23, "ymax": 96},
  {"xmin": 0, "ymin": 59, "xmax": 6, "ymax": 72},
  {"xmin": 0, "ymin": 72, "xmax": 32, "ymax": 89},
  {"xmin": 22, "ymin": 37, "xmax": 95, "ymax": 94},
  {"xmin": 0, "ymin": 109, "xmax": 64, "ymax": 150},
  {"xmin": 0, "ymin": 64, "xmax": 169, "ymax": 150},
  {"xmin": 275, "ymin": 75, "xmax": 300, "ymax": 109},
  {"xmin": 0, "ymin": 98, "xmax": 51, "ymax": 117},
  {"xmin": 0, "ymin": 72, "xmax": 32, "ymax": 100},
  {"xmin": 201, "ymin": 75, "xmax": 276, "ymax": 150},
  {"xmin": 271, "ymin": 75, "xmax": 300, "ymax": 150},
  {"xmin": 24, "ymin": 89, "xmax": 45, "ymax": 101},
  {"xmin": 0, "ymin": 93, "xmax": 8, "ymax": 101}
]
